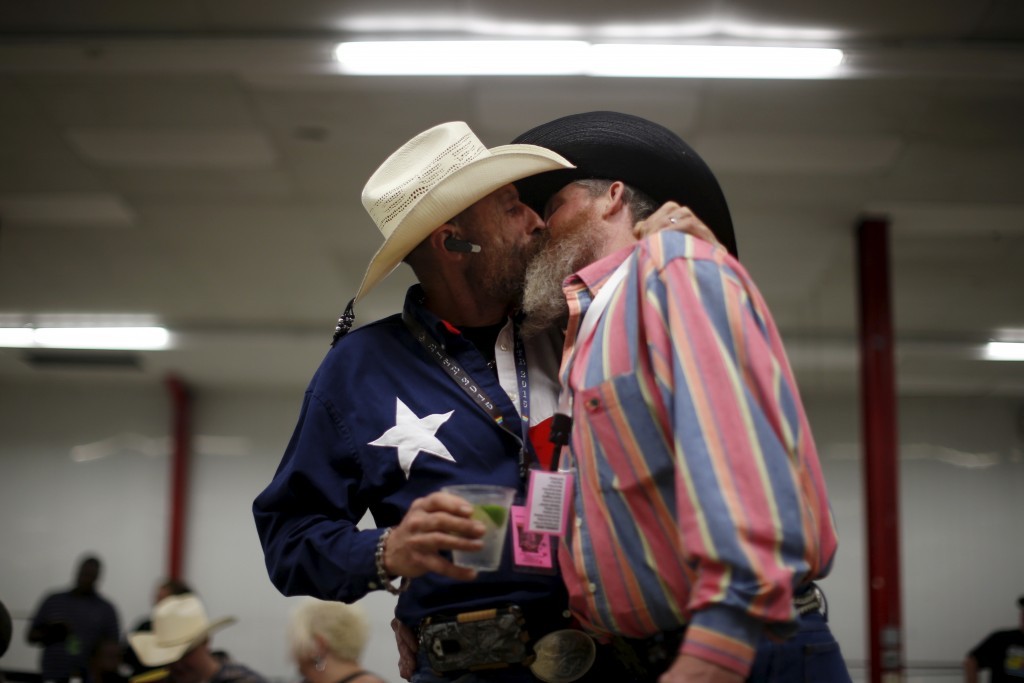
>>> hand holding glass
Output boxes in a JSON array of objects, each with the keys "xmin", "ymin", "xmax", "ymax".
[{"xmin": 442, "ymin": 484, "xmax": 515, "ymax": 571}]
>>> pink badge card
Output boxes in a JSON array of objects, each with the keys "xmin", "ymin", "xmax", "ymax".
[
  {"xmin": 510, "ymin": 505, "xmax": 555, "ymax": 573},
  {"xmin": 524, "ymin": 469, "xmax": 574, "ymax": 536}
]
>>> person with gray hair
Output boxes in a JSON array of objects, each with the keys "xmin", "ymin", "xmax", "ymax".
[
  {"xmin": 508, "ymin": 110, "xmax": 850, "ymax": 682},
  {"xmin": 288, "ymin": 600, "xmax": 385, "ymax": 683}
]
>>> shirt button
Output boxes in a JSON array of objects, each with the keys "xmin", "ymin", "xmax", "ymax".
[
  {"xmin": 562, "ymin": 610, "xmax": 572, "ymax": 619},
  {"xmin": 575, "ymin": 517, "xmax": 583, "ymax": 528},
  {"xmin": 585, "ymin": 397, "xmax": 601, "ymax": 411},
  {"xmin": 368, "ymin": 581, "xmax": 378, "ymax": 590},
  {"xmin": 588, "ymin": 582, "xmax": 598, "ymax": 594}
]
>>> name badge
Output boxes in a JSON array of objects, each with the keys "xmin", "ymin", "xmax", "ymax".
[
  {"xmin": 510, "ymin": 505, "xmax": 555, "ymax": 574},
  {"xmin": 525, "ymin": 469, "xmax": 574, "ymax": 537}
]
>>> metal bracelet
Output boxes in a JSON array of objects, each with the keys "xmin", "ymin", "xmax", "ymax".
[{"xmin": 375, "ymin": 527, "xmax": 410, "ymax": 595}]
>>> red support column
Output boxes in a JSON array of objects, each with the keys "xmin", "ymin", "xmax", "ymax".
[
  {"xmin": 856, "ymin": 217, "xmax": 905, "ymax": 683},
  {"xmin": 165, "ymin": 375, "xmax": 192, "ymax": 581}
]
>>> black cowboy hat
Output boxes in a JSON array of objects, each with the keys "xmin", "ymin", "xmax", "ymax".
[{"xmin": 512, "ymin": 111, "xmax": 737, "ymax": 258}]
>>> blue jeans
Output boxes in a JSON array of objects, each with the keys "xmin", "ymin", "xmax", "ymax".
[
  {"xmin": 747, "ymin": 611, "xmax": 853, "ymax": 683},
  {"xmin": 410, "ymin": 653, "xmax": 536, "ymax": 683},
  {"xmin": 410, "ymin": 645, "xmax": 625, "ymax": 683}
]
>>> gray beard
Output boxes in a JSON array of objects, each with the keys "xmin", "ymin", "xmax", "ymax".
[{"xmin": 520, "ymin": 228, "xmax": 600, "ymax": 339}]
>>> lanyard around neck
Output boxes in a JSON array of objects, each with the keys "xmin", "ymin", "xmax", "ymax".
[
  {"xmin": 551, "ymin": 259, "xmax": 631, "ymax": 471},
  {"xmin": 402, "ymin": 310, "xmax": 535, "ymax": 477}
]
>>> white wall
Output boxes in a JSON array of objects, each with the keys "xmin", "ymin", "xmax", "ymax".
[
  {"xmin": 0, "ymin": 379, "xmax": 405, "ymax": 683},
  {"xmin": 803, "ymin": 394, "xmax": 1024, "ymax": 672},
  {"xmin": 1, "ymin": 379, "xmax": 1022, "ymax": 682}
]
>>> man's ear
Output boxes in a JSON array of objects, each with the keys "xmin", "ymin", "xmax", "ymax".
[
  {"xmin": 600, "ymin": 181, "xmax": 630, "ymax": 221},
  {"xmin": 312, "ymin": 633, "xmax": 330, "ymax": 657},
  {"xmin": 428, "ymin": 226, "xmax": 457, "ymax": 256},
  {"xmin": 404, "ymin": 226, "xmax": 451, "ymax": 271}
]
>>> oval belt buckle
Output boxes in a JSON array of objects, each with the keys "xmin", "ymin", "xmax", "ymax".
[{"xmin": 529, "ymin": 629, "xmax": 596, "ymax": 683}]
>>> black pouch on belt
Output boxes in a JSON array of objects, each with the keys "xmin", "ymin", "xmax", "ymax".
[{"xmin": 419, "ymin": 605, "xmax": 532, "ymax": 674}]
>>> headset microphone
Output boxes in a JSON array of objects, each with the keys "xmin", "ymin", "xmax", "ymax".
[{"xmin": 444, "ymin": 236, "xmax": 482, "ymax": 253}]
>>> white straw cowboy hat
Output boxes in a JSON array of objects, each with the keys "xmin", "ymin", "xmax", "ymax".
[
  {"xmin": 353, "ymin": 121, "xmax": 574, "ymax": 303},
  {"xmin": 128, "ymin": 594, "xmax": 236, "ymax": 667}
]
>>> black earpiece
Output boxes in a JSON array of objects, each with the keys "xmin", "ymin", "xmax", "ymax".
[{"xmin": 444, "ymin": 236, "xmax": 482, "ymax": 253}]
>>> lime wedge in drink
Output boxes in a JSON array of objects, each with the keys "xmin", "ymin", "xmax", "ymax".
[{"xmin": 473, "ymin": 503, "xmax": 508, "ymax": 528}]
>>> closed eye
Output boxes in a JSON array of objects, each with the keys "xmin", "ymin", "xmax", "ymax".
[{"xmin": 543, "ymin": 200, "xmax": 562, "ymax": 222}]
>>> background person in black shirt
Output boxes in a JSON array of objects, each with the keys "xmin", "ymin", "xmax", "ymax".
[{"xmin": 965, "ymin": 595, "xmax": 1024, "ymax": 683}]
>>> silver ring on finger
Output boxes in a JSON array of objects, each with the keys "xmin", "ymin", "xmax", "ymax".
[{"xmin": 669, "ymin": 216, "xmax": 678, "ymax": 224}]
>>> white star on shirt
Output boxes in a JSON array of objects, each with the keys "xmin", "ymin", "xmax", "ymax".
[{"xmin": 369, "ymin": 398, "xmax": 455, "ymax": 478}]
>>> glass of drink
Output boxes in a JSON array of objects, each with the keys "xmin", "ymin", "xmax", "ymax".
[{"xmin": 442, "ymin": 484, "xmax": 516, "ymax": 571}]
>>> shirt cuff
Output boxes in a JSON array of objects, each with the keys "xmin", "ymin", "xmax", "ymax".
[
  {"xmin": 681, "ymin": 605, "xmax": 764, "ymax": 678},
  {"xmin": 337, "ymin": 527, "xmax": 388, "ymax": 597}
]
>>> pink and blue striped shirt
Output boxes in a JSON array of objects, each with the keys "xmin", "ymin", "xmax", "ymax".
[{"xmin": 557, "ymin": 231, "xmax": 839, "ymax": 677}]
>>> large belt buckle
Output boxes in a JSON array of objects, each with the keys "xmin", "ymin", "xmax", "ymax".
[{"xmin": 529, "ymin": 629, "xmax": 596, "ymax": 683}]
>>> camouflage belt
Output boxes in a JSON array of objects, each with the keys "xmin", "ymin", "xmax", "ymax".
[{"xmin": 419, "ymin": 605, "xmax": 532, "ymax": 674}]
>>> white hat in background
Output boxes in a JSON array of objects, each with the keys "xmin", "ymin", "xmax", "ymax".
[{"xmin": 128, "ymin": 594, "xmax": 236, "ymax": 667}]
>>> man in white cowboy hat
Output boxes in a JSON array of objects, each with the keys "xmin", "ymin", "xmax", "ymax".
[
  {"xmin": 253, "ymin": 122, "xmax": 613, "ymax": 682},
  {"xmin": 128, "ymin": 594, "xmax": 266, "ymax": 683}
]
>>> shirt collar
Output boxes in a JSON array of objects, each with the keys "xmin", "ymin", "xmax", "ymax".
[
  {"xmin": 402, "ymin": 284, "xmax": 514, "ymax": 341},
  {"xmin": 564, "ymin": 243, "xmax": 636, "ymax": 298},
  {"xmin": 402, "ymin": 284, "xmax": 450, "ymax": 340}
]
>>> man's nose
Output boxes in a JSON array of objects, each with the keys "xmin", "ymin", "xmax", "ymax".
[{"xmin": 523, "ymin": 204, "xmax": 546, "ymax": 235}]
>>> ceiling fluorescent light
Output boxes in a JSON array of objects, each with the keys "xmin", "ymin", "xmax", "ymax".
[
  {"xmin": 340, "ymin": 16, "xmax": 582, "ymax": 38},
  {"xmin": 334, "ymin": 41, "xmax": 843, "ymax": 78},
  {"xmin": 0, "ymin": 328, "xmax": 34, "ymax": 347},
  {"xmin": 334, "ymin": 41, "xmax": 589, "ymax": 75},
  {"xmin": 590, "ymin": 44, "xmax": 843, "ymax": 78},
  {"xmin": 984, "ymin": 341, "xmax": 1024, "ymax": 361},
  {"xmin": 0, "ymin": 327, "xmax": 170, "ymax": 350}
]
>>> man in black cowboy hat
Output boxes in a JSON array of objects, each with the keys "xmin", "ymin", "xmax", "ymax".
[{"xmin": 509, "ymin": 111, "xmax": 850, "ymax": 683}]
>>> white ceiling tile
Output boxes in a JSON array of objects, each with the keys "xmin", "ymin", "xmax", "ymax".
[
  {"xmin": 67, "ymin": 128, "xmax": 278, "ymax": 168},
  {"xmin": 473, "ymin": 79, "xmax": 703, "ymax": 142},
  {"xmin": 102, "ymin": 168, "xmax": 292, "ymax": 199},
  {"xmin": 880, "ymin": 143, "xmax": 1024, "ymax": 203},
  {"xmin": 0, "ymin": 192, "xmax": 136, "ymax": 227},
  {"xmin": 700, "ymin": 79, "xmax": 935, "ymax": 136},
  {"xmin": 695, "ymin": 133, "xmax": 903, "ymax": 173},
  {"xmin": 25, "ymin": 74, "xmax": 258, "ymax": 128}
]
